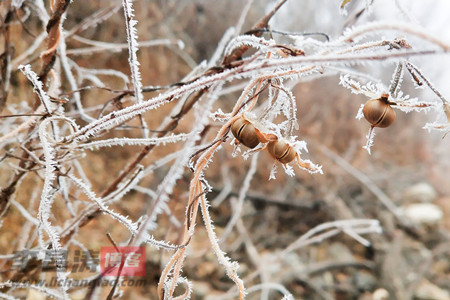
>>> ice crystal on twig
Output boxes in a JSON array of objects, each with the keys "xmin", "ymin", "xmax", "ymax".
[
  {"xmin": 339, "ymin": 74, "xmax": 383, "ymax": 99},
  {"xmin": 122, "ymin": 0, "xmax": 143, "ymax": 105},
  {"xmin": 18, "ymin": 64, "xmax": 53, "ymax": 114},
  {"xmin": 363, "ymin": 126, "xmax": 376, "ymax": 154},
  {"xmin": 269, "ymin": 162, "xmax": 278, "ymax": 180},
  {"xmin": 282, "ymin": 163, "xmax": 295, "ymax": 177},
  {"xmin": 80, "ymin": 133, "xmax": 191, "ymax": 150},
  {"xmin": 38, "ymin": 117, "xmax": 72, "ymax": 299}
]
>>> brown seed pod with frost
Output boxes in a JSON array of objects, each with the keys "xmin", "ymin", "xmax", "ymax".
[
  {"xmin": 231, "ymin": 116, "xmax": 277, "ymax": 148},
  {"xmin": 231, "ymin": 116, "xmax": 260, "ymax": 148},
  {"xmin": 267, "ymin": 139, "xmax": 297, "ymax": 164},
  {"xmin": 362, "ymin": 94, "xmax": 396, "ymax": 128}
]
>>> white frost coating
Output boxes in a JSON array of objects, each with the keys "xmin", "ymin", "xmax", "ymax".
[
  {"xmin": 68, "ymin": 47, "xmax": 440, "ymax": 143},
  {"xmin": 72, "ymin": 35, "xmax": 183, "ymax": 51},
  {"xmin": 80, "ymin": 133, "xmax": 192, "ymax": 150},
  {"xmin": 224, "ymin": 35, "xmax": 276, "ymax": 57},
  {"xmin": 38, "ymin": 117, "xmax": 72, "ymax": 299},
  {"xmin": 337, "ymin": 21, "xmax": 450, "ymax": 50},
  {"xmin": 356, "ymin": 103, "xmax": 365, "ymax": 120},
  {"xmin": 268, "ymin": 82, "xmax": 299, "ymax": 134},
  {"xmin": 341, "ymin": 73, "xmax": 437, "ymax": 151},
  {"xmin": 69, "ymin": 66, "xmax": 239, "ymax": 142},
  {"xmin": 391, "ymin": 98, "xmax": 435, "ymax": 113},
  {"xmin": 122, "ymin": 0, "xmax": 143, "ymax": 105},
  {"xmin": 210, "ymin": 108, "xmax": 232, "ymax": 122},
  {"xmin": 389, "ymin": 62, "xmax": 404, "ymax": 97},
  {"xmin": 69, "ymin": 169, "xmax": 179, "ymax": 250},
  {"xmin": 199, "ymin": 192, "xmax": 246, "ymax": 297},
  {"xmin": 269, "ymin": 162, "xmax": 278, "ymax": 180},
  {"xmin": 282, "ymin": 163, "xmax": 295, "ymax": 177},
  {"xmin": 68, "ymin": 173, "xmax": 139, "ymax": 233},
  {"xmin": 339, "ymin": 74, "xmax": 384, "ymax": 99},
  {"xmin": 363, "ymin": 127, "xmax": 376, "ymax": 154},
  {"xmin": 137, "ymin": 83, "xmax": 219, "ymax": 235},
  {"xmin": 18, "ymin": 65, "xmax": 53, "ymax": 114},
  {"xmin": 423, "ymin": 122, "xmax": 450, "ymax": 133},
  {"xmin": 285, "ymin": 138, "xmax": 323, "ymax": 175}
]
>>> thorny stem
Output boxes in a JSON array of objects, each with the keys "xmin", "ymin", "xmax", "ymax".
[{"xmin": 121, "ymin": 0, "xmax": 149, "ymax": 139}]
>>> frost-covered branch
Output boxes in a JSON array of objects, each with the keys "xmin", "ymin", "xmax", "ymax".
[
  {"xmin": 79, "ymin": 133, "xmax": 192, "ymax": 150},
  {"xmin": 18, "ymin": 65, "xmax": 53, "ymax": 114}
]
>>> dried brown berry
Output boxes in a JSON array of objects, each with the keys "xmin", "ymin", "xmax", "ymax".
[
  {"xmin": 267, "ymin": 140, "xmax": 296, "ymax": 164},
  {"xmin": 362, "ymin": 96, "xmax": 396, "ymax": 128},
  {"xmin": 231, "ymin": 116, "xmax": 260, "ymax": 148}
]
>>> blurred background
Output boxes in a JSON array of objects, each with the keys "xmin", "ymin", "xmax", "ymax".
[{"xmin": 1, "ymin": 0, "xmax": 450, "ymax": 299}]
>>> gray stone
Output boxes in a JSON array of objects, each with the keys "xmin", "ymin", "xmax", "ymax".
[{"xmin": 402, "ymin": 182, "xmax": 438, "ymax": 203}]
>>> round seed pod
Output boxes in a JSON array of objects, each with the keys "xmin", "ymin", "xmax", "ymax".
[
  {"xmin": 362, "ymin": 97, "xmax": 396, "ymax": 128},
  {"xmin": 267, "ymin": 140, "xmax": 296, "ymax": 164},
  {"xmin": 231, "ymin": 117, "xmax": 259, "ymax": 149}
]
